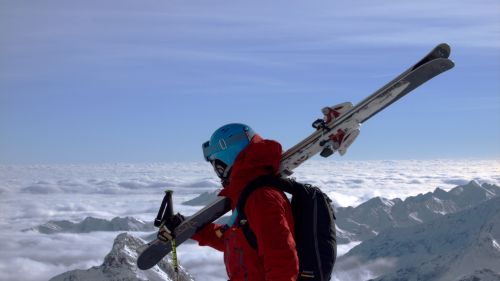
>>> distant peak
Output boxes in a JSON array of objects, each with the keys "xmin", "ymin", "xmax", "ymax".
[
  {"xmin": 361, "ymin": 196, "xmax": 395, "ymax": 208},
  {"xmin": 449, "ymin": 180, "xmax": 499, "ymax": 198}
]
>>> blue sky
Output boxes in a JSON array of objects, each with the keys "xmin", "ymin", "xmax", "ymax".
[{"xmin": 0, "ymin": 0, "xmax": 499, "ymax": 164}]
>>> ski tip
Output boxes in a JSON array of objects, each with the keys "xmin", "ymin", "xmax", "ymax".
[
  {"xmin": 435, "ymin": 58, "xmax": 455, "ymax": 72},
  {"xmin": 448, "ymin": 59, "xmax": 455, "ymax": 70},
  {"xmin": 137, "ymin": 258, "xmax": 153, "ymax": 270},
  {"xmin": 137, "ymin": 254, "xmax": 161, "ymax": 270},
  {"xmin": 436, "ymin": 43, "xmax": 451, "ymax": 58}
]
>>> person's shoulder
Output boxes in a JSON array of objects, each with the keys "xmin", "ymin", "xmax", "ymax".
[{"xmin": 246, "ymin": 186, "xmax": 287, "ymax": 206}]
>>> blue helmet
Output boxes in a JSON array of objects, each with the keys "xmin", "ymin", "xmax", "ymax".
[{"xmin": 202, "ymin": 123, "xmax": 256, "ymax": 182}]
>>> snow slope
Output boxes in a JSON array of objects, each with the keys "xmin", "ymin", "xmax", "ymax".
[
  {"xmin": 336, "ymin": 196, "xmax": 500, "ymax": 281},
  {"xmin": 182, "ymin": 190, "xmax": 219, "ymax": 206}
]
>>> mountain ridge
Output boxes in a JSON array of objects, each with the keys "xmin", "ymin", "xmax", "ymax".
[
  {"xmin": 336, "ymin": 181, "xmax": 500, "ymax": 243},
  {"xmin": 338, "ymin": 196, "xmax": 500, "ymax": 281},
  {"xmin": 23, "ymin": 216, "xmax": 155, "ymax": 234}
]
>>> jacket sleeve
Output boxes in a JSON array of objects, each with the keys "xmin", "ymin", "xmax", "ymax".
[
  {"xmin": 245, "ymin": 187, "xmax": 299, "ymax": 281},
  {"xmin": 191, "ymin": 223, "xmax": 225, "ymax": 252}
]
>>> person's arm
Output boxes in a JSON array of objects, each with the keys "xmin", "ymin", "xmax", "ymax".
[
  {"xmin": 157, "ymin": 213, "xmax": 225, "ymax": 252},
  {"xmin": 245, "ymin": 188, "xmax": 299, "ymax": 281},
  {"xmin": 191, "ymin": 223, "xmax": 225, "ymax": 252}
]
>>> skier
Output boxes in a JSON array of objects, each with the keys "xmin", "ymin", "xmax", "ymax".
[
  {"xmin": 140, "ymin": 44, "xmax": 455, "ymax": 280},
  {"xmin": 159, "ymin": 104, "xmax": 356, "ymax": 281},
  {"xmin": 161, "ymin": 123, "xmax": 299, "ymax": 281}
]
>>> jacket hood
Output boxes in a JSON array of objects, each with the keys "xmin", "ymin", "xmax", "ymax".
[{"xmin": 218, "ymin": 134, "xmax": 282, "ymax": 208}]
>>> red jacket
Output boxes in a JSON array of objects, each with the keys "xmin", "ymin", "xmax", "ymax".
[{"xmin": 193, "ymin": 135, "xmax": 299, "ymax": 281}]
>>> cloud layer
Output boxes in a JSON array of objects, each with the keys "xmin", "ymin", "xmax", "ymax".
[{"xmin": 0, "ymin": 160, "xmax": 499, "ymax": 280}]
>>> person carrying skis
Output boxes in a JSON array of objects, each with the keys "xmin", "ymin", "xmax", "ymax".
[
  {"xmin": 159, "ymin": 102, "xmax": 354, "ymax": 280},
  {"xmin": 161, "ymin": 123, "xmax": 299, "ymax": 281}
]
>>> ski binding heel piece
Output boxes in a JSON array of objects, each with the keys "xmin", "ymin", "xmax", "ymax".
[
  {"xmin": 319, "ymin": 120, "xmax": 360, "ymax": 157},
  {"xmin": 313, "ymin": 102, "xmax": 353, "ymax": 131},
  {"xmin": 322, "ymin": 102, "xmax": 354, "ymax": 123},
  {"xmin": 338, "ymin": 127, "xmax": 360, "ymax": 156}
]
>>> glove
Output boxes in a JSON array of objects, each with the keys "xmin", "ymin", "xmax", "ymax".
[{"xmin": 157, "ymin": 213, "xmax": 185, "ymax": 241}]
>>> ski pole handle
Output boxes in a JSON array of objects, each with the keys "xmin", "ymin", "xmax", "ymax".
[
  {"xmin": 165, "ymin": 190, "xmax": 174, "ymax": 218},
  {"xmin": 154, "ymin": 190, "xmax": 174, "ymax": 227}
]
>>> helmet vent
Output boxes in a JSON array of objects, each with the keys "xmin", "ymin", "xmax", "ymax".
[{"xmin": 219, "ymin": 139, "xmax": 227, "ymax": 150}]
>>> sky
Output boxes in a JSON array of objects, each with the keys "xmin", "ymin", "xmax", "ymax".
[{"xmin": 0, "ymin": 0, "xmax": 499, "ymax": 164}]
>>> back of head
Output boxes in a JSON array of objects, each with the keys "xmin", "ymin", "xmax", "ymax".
[{"xmin": 202, "ymin": 123, "xmax": 256, "ymax": 183}]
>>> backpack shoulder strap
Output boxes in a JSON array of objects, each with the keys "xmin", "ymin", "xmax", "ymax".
[{"xmin": 236, "ymin": 175, "xmax": 293, "ymax": 249}]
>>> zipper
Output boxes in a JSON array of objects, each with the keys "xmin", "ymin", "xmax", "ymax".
[{"xmin": 313, "ymin": 189, "xmax": 324, "ymax": 281}]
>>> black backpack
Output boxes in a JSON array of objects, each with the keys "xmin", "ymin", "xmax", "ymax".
[{"xmin": 236, "ymin": 175, "xmax": 337, "ymax": 281}]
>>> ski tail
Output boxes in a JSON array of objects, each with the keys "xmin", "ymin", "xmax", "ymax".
[
  {"xmin": 356, "ymin": 57, "xmax": 455, "ymax": 123},
  {"xmin": 373, "ymin": 43, "xmax": 451, "ymax": 101}
]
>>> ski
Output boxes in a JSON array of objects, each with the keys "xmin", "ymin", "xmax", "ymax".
[
  {"xmin": 137, "ymin": 44, "xmax": 455, "ymax": 270},
  {"xmin": 281, "ymin": 58, "xmax": 454, "ymax": 174}
]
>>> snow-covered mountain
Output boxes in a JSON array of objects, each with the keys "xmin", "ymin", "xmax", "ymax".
[
  {"xmin": 24, "ymin": 216, "xmax": 154, "ymax": 234},
  {"xmin": 40, "ymin": 180, "xmax": 500, "ymax": 281},
  {"xmin": 182, "ymin": 190, "xmax": 219, "ymax": 206},
  {"xmin": 456, "ymin": 269, "xmax": 500, "ymax": 281},
  {"xmin": 336, "ymin": 196, "xmax": 500, "ymax": 281},
  {"xmin": 336, "ymin": 181, "xmax": 500, "ymax": 243},
  {"xmin": 49, "ymin": 233, "xmax": 194, "ymax": 281}
]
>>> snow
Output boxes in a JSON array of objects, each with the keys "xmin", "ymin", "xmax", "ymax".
[
  {"xmin": 340, "ymin": 196, "xmax": 500, "ymax": 281},
  {"xmin": 182, "ymin": 190, "xmax": 220, "ymax": 206},
  {"xmin": 0, "ymin": 160, "xmax": 499, "ymax": 281},
  {"xmin": 493, "ymin": 239, "xmax": 500, "ymax": 252},
  {"xmin": 337, "ymin": 241, "xmax": 362, "ymax": 256},
  {"xmin": 456, "ymin": 269, "xmax": 500, "ymax": 281},
  {"xmin": 408, "ymin": 212, "xmax": 423, "ymax": 223},
  {"xmin": 380, "ymin": 197, "xmax": 395, "ymax": 207}
]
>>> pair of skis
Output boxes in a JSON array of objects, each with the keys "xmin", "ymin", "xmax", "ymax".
[{"xmin": 137, "ymin": 43, "xmax": 455, "ymax": 270}]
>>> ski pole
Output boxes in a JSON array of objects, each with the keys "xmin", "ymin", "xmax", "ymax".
[
  {"xmin": 154, "ymin": 190, "xmax": 170, "ymax": 227},
  {"xmin": 171, "ymin": 237, "xmax": 179, "ymax": 281},
  {"xmin": 164, "ymin": 190, "xmax": 179, "ymax": 281}
]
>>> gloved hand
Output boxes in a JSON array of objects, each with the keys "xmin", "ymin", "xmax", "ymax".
[{"xmin": 157, "ymin": 213, "xmax": 185, "ymax": 241}]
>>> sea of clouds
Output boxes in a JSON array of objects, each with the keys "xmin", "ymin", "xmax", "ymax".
[{"xmin": 0, "ymin": 159, "xmax": 499, "ymax": 281}]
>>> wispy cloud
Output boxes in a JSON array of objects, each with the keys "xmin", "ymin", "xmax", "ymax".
[
  {"xmin": 2, "ymin": 0, "xmax": 498, "ymax": 69},
  {"xmin": 1, "ymin": 0, "xmax": 499, "ymax": 163}
]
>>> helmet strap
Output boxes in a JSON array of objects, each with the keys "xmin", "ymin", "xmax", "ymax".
[{"xmin": 211, "ymin": 160, "xmax": 232, "ymax": 184}]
